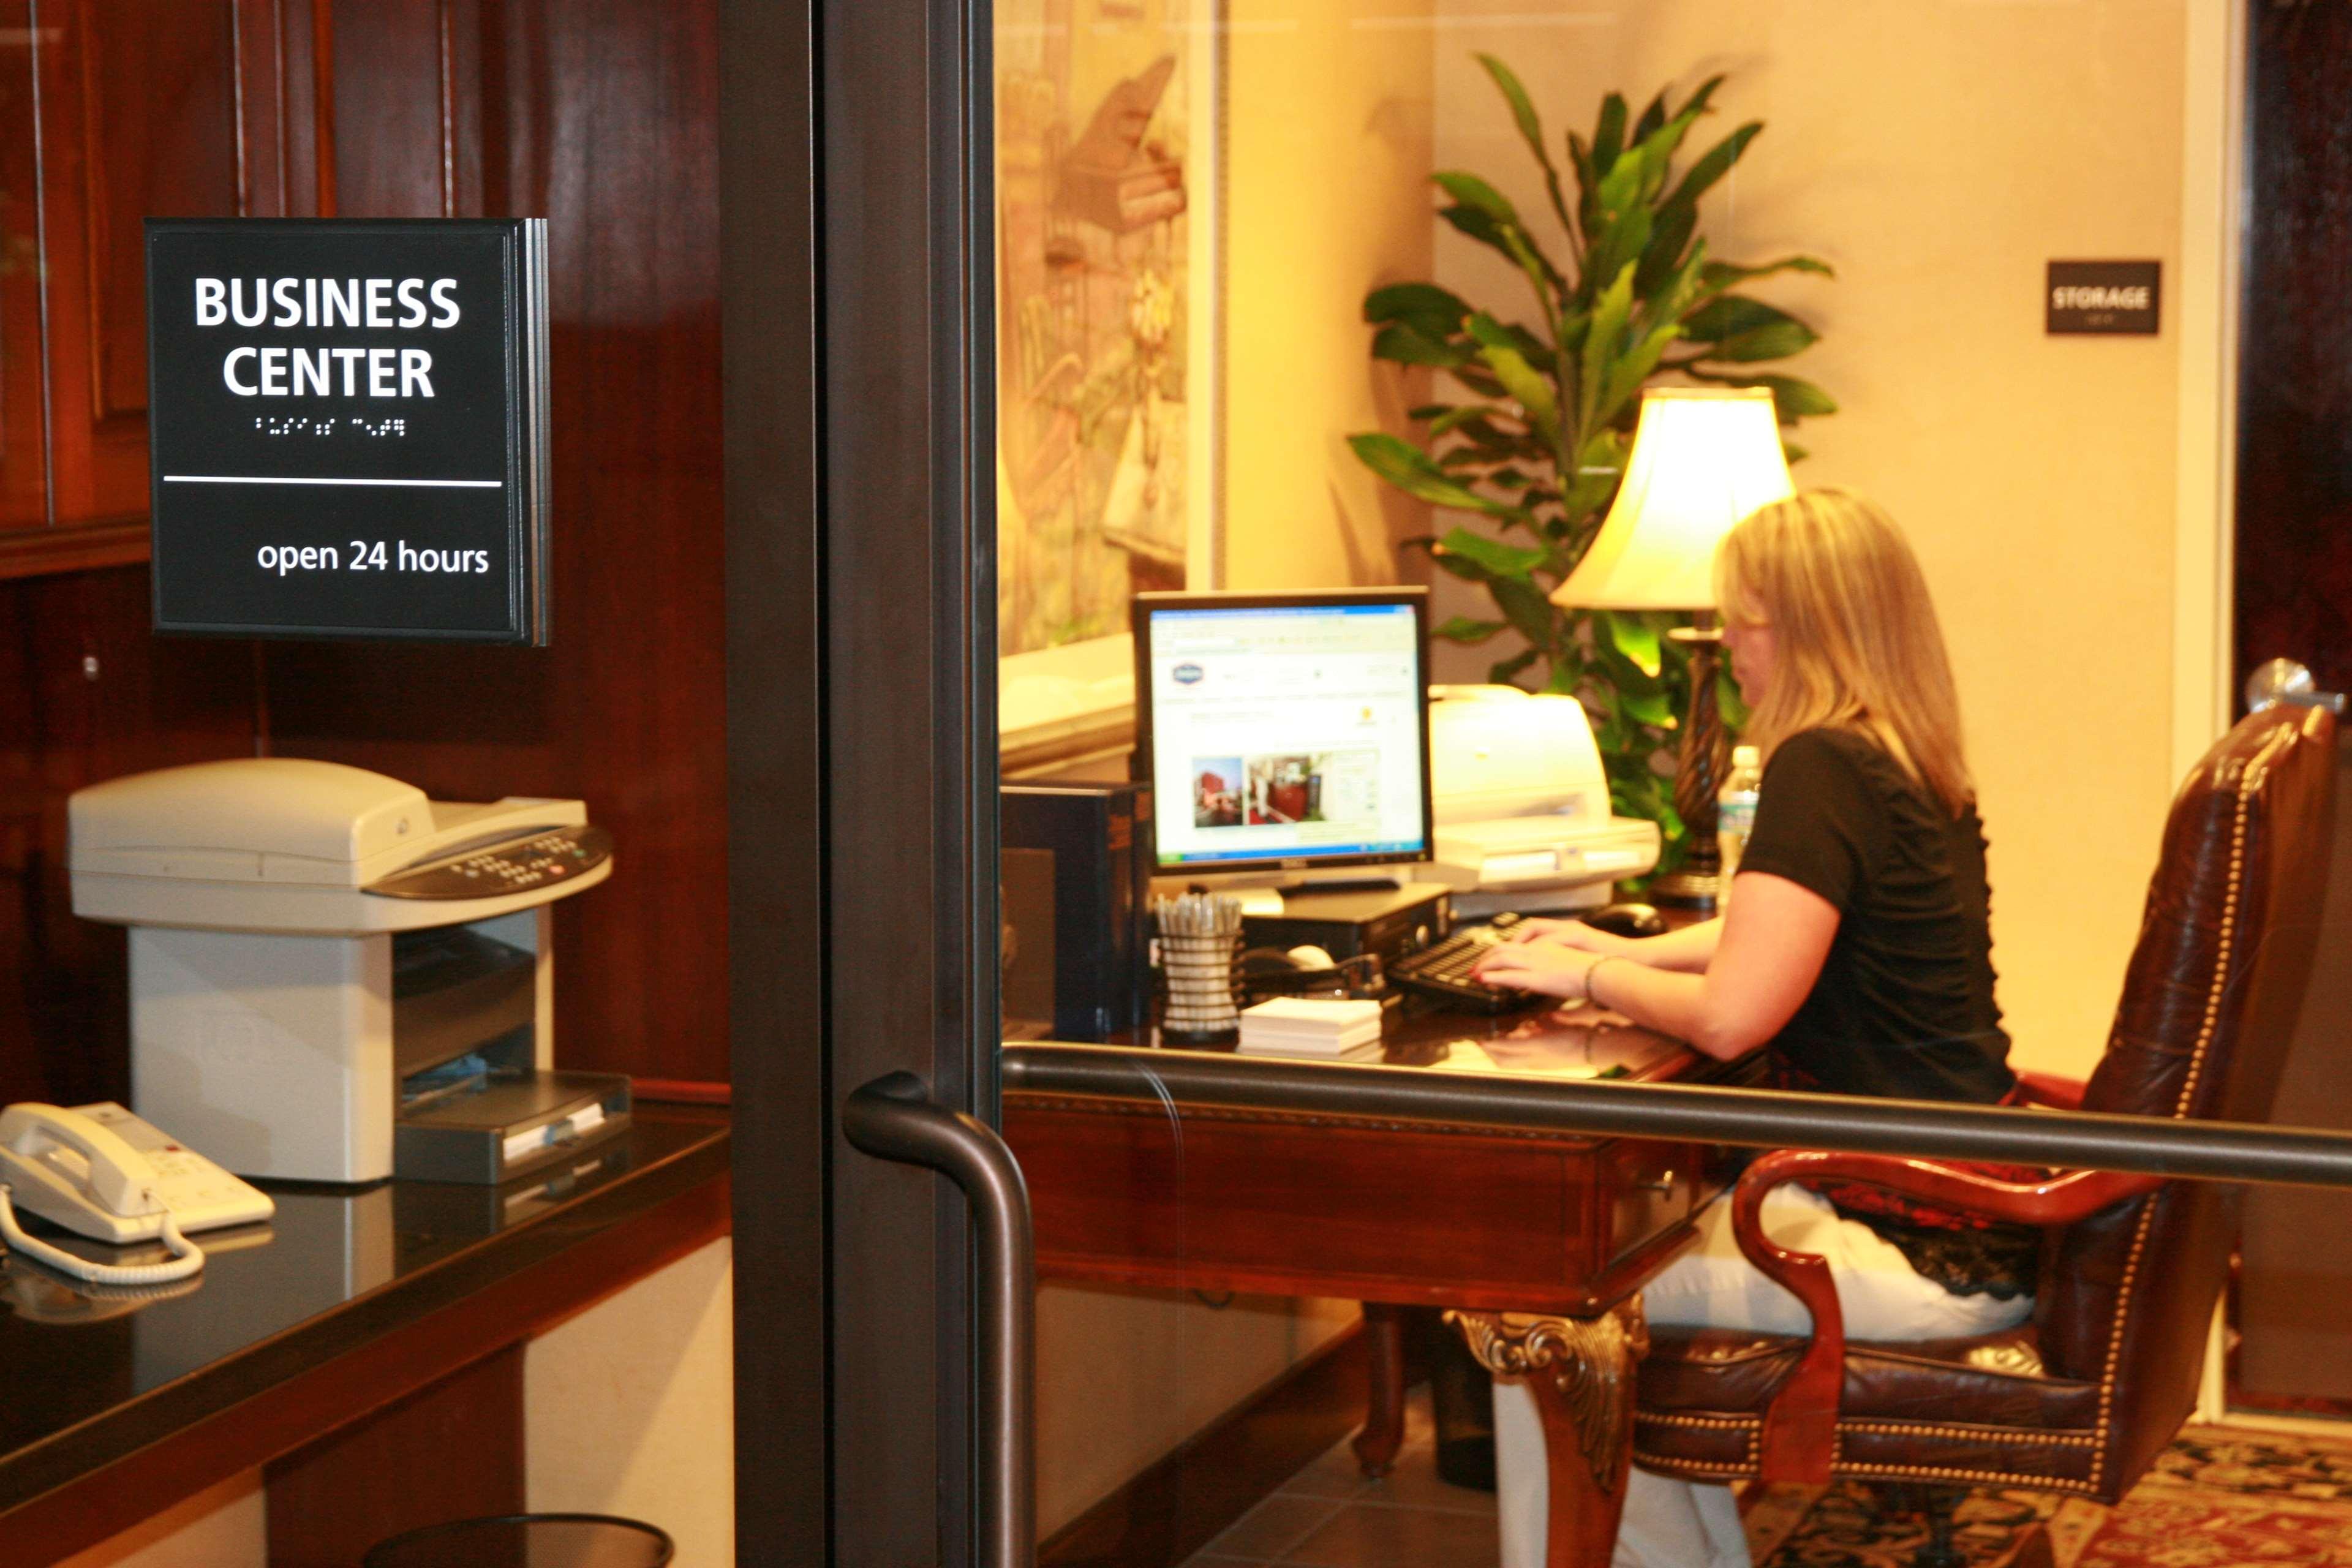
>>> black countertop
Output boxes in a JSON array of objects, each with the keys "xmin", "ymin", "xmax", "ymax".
[{"xmin": 0, "ymin": 1109, "xmax": 728, "ymax": 1517}]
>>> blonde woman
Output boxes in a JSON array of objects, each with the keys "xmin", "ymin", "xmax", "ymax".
[{"xmin": 1472, "ymin": 489, "xmax": 2032, "ymax": 1568}]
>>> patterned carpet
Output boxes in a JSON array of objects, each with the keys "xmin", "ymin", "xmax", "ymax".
[{"xmin": 1743, "ymin": 1424, "xmax": 2352, "ymax": 1566}]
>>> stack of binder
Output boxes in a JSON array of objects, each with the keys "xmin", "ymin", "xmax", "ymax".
[{"xmin": 1236, "ymin": 998, "xmax": 1385, "ymax": 1061}]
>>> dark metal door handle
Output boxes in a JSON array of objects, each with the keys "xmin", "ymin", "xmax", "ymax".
[{"xmin": 843, "ymin": 1072, "xmax": 1036, "ymax": 1568}]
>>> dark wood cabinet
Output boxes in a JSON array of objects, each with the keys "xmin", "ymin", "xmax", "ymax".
[{"xmin": 0, "ymin": 0, "xmax": 295, "ymax": 575}]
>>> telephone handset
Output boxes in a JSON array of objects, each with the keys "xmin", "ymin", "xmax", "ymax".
[{"xmin": 0, "ymin": 1102, "xmax": 274, "ymax": 1285}]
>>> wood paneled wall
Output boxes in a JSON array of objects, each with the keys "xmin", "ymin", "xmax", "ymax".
[{"xmin": 0, "ymin": 0, "xmax": 728, "ymax": 1107}]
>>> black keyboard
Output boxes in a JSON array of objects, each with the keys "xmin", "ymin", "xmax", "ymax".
[{"xmin": 1387, "ymin": 913, "xmax": 1537, "ymax": 1012}]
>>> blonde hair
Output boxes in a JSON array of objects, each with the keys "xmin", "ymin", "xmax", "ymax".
[{"xmin": 1714, "ymin": 488, "xmax": 1975, "ymax": 815}]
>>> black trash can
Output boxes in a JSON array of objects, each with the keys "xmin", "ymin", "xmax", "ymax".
[{"xmin": 363, "ymin": 1512, "xmax": 674, "ymax": 1568}]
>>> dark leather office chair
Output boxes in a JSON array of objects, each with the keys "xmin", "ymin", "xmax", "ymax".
[{"xmin": 1630, "ymin": 704, "xmax": 2340, "ymax": 1561}]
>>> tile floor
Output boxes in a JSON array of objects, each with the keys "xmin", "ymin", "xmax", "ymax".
[{"xmin": 1182, "ymin": 1391, "xmax": 1501, "ymax": 1568}]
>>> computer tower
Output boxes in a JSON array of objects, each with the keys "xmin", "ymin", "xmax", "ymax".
[{"xmin": 1001, "ymin": 782, "xmax": 1153, "ymax": 1041}]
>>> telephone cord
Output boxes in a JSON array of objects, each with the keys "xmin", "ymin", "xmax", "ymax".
[{"xmin": 0, "ymin": 1185, "xmax": 205, "ymax": 1286}]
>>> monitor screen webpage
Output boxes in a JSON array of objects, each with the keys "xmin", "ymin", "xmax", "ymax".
[{"xmin": 1136, "ymin": 591, "xmax": 1431, "ymax": 874}]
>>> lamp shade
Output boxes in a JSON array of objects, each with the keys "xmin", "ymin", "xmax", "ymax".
[{"xmin": 1549, "ymin": 386, "xmax": 1793, "ymax": 611}]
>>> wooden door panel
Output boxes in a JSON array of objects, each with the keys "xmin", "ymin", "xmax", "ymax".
[
  {"xmin": 37, "ymin": 0, "xmax": 244, "ymax": 528},
  {"xmin": 0, "ymin": 0, "xmax": 43, "ymax": 530},
  {"xmin": 80, "ymin": 0, "xmax": 242, "ymax": 422}
]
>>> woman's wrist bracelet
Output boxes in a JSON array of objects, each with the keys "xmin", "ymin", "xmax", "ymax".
[{"xmin": 1584, "ymin": 956, "xmax": 1624, "ymax": 1006}]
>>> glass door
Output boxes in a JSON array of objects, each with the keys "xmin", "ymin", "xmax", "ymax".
[{"xmin": 723, "ymin": 1, "xmax": 2250, "ymax": 1565}]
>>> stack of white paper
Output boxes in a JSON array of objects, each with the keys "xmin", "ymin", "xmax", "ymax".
[{"xmin": 1236, "ymin": 998, "xmax": 1385, "ymax": 1060}]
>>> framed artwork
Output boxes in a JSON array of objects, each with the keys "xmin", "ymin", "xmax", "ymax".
[{"xmin": 995, "ymin": 0, "xmax": 1223, "ymax": 762}]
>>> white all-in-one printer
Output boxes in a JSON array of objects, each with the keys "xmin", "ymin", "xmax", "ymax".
[{"xmin": 70, "ymin": 757, "xmax": 620, "ymax": 1185}]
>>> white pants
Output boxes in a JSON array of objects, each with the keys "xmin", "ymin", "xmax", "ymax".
[{"xmin": 1494, "ymin": 1185, "xmax": 2035, "ymax": 1568}]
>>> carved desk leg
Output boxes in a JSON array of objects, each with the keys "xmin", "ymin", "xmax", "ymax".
[
  {"xmin": 1352, "ymin": 1302, "xmax": 1410, "ymax": 1477},
  {"xmin": 1448, "ymin": 1302, "xmax": 1649, "ymax": 1568}
]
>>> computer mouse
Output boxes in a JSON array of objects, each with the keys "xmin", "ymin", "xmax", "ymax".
[{"xmin": 1583, "ymin": 902, "xmax": 1667, "ymax": 939}]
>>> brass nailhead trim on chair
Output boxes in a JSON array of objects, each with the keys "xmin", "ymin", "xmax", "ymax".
[
  {"xmin": 2086, "ymin": 731, "xmax": 2284, "ymax": 1495},
  {"xmin": 1834, "ymin": 1420, "xmax": 2098, "ymax": 1447}
]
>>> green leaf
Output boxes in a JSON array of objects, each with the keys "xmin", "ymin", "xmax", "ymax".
[
  {"xmin": 1433, "ymin": 170, "xmax": 1521, "ymax": 227},
  {"xmin": 1422, "ymin": 404, "xmax": 1491, "ymax": 438},
  {"xmin": 1659, "ymin": 122, "xmax": 1762, "ymax": 216},
  {"xmin": 1603, "ymin": 611, "xmax": 1662, "ymax": 676},
  {"xmin": 1493, "ymin": 574, "xmax": 1561, "ymax": 653},
  {"xmin": 1477, "ymin": 54, "xmax": 1578, "ymax": 242},
  {"xmin": 1595, "ymin": 143, "xmax": 1647, "ymax": 218},
  {"xmin": 1591, "ymin": 93, "xmax": 1628, "ymax": 175},
  {"xmin": 1698, "ymin": 254, "xmax": 1834, "ymax": 293},
  {"xmin": 1371, "ymin": 322, "xmax": 1473, "ymax": 368},
  {"xmin": 1736, "ymin": 372, "xmax": 1839, "ymax": 420},
  {"xmin": 1637, "ymin": 236, "xmax": 1709, "ymax": 339},
  {"xmin": 1467, "ymin": 312, "xmax": 1559, "ymax": 432},
  {"xmin": 1446, "ymin": 361, "xmax": 1507, "ymax": 400},
  {"xmin": 1708, "ymin": 319, "xmax": 1819, "ymax": 362},
  {"xmin": 1619, "ymin": 688, "xmax": 1677, "ymax": 727},
  {"xmin": 1435, "ymin": 614, "xmax": 1509, "ymax": 646},
  {"xmin": 1564, "ymin": 132, "xmax": 1600, "ymax": 235},
  {"xmin": 1634, "ymin": 203, "xmax": 1698, "ymax": 296},
  {"xmin": 1781, "ymin": 439, "xmax": 1810, "ymax": 465},
  {"xmin": 1489, "ymin": 647, "xmax": 1540, "ymax": 687},
  {"xmin": 1581, "ymin": 203, "xmax": 1654, "ymax": 309},
  {"xmin": 1433, "ymin": 522, "xmax": 1548, "ymax": 579},
  {"xmin": 1366, "ymin": 282, "xmax": 1472, "ymax": 331},
  {"xmin": 1595, "ymin": 318, "xmax": 1681, "ymax": 430},
  {"xmin": 1577, "ymin": 261, "xmax": 1637, "ymax": 435},
  {"xmin": 1627, "ymin": 87, "xmax": 1667, "ymax": 149},
  {"xmin": 1627, "ymin": 77, "xmax": 1724, "ymax": 203},
  {"xmin": 1348, "ymin": 433, "xmax": 1524, "ymax": 519},
  {"xmin": 1438, "ymin": 205, "xmax": 1532, "ymax": 282},
  {"xmin": 1682, "ymin": 295, "xmax": 1803, "ymax": 342}
]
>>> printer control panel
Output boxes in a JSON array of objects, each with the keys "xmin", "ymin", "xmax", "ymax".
[{"xmin": 368, "ymin": 824, "xmax": 614, "ymax": 900}]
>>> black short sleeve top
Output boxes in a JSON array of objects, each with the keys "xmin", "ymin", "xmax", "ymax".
[{"xmin": 1735, "ymin": 726, "xmax": 2015, "ymax": 1105}]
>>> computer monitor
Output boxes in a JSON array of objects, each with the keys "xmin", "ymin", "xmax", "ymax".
[{"xmin": 1132, "ymin": 587, "xmax": 1434, "ymax": 882}]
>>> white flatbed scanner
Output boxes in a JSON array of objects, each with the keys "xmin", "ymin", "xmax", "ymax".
[{"xmin": 1415, "ymin": 685, "xmax": 1660, "ymax": 916}]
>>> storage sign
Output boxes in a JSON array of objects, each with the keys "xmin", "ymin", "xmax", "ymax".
[
  {"xmin": 146, "ymin": 218, "xmax": 551, "ymax": 643},
  {"xmin": 2046, "ymin": 260, "xmax": 2161, "ymax": 336}
]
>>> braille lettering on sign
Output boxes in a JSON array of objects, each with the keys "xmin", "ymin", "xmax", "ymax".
[
  {"xmin": 2046, "ymin": 260, "xmax": 2162, "ymax": 336},
  {"xmin": 146, "ymin": 218, "xmax": 552, "ymax": 643}
]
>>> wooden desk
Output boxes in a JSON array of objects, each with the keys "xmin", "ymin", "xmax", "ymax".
[{"xmin": 1005, "ymin": 1003, "xmax": 1749, "ymax": 1568}]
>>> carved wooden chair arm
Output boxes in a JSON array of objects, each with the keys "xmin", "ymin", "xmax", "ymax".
[{"xmin": 1729, "ymin": 1148, "xmax": 2162, "ymax": 1482}]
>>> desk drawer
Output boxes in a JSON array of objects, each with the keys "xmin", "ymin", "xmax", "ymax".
[{"xmin": 1605, "ymin": 1139, "xmax": 1698, "ymax": 1261}]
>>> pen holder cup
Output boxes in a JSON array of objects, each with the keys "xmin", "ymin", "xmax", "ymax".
[{"xmin": 1158, "ymin": 930, "xmax": 1242, "ymax": 1044}]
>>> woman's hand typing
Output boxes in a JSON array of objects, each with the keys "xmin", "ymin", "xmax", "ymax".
[
  {"xmin": 1470, "ymin": 940, "xmax": 1607, "ymax": 1001},
  {"xmin": 1502, "ymin": 918, "xmax": 1639, "ymax": 957}
]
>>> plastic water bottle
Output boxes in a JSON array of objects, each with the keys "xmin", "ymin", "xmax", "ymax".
[{"xmin": 1717, "ymin": 745, "xmax": 1763, "ymax": 883}]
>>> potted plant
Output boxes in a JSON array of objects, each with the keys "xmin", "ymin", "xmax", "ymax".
[{"xmin": 1350, "ymin": 59, "xmax": 1834, "ymax": 869}]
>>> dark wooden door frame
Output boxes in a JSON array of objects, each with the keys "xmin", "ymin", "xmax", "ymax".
[{"xmin": 723, "ymin": 0, "xmax": 998, "ymax": 1562}]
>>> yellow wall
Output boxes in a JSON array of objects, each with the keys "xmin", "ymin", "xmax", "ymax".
[
  {"xmin": 1425, "ymin": 0, "xmax": 2199, "ymax": 1077},
  {"xmin": 1221, "ymin": 0, "xmax": 1436, "ymax": 591}
]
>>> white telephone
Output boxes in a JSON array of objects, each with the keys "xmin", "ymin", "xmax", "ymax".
[{"xmin": 0, "ymin": 1102, "xmax": 274, "ymax": 1285}]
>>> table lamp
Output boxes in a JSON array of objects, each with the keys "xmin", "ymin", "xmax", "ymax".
[{"xmin": 1551, "ymin": 386, "xmax": 1794, "ymax": 908}]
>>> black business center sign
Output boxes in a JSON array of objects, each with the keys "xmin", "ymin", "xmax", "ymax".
[{"xmin": 146, "ymin": 218, "xmax": 551, "ymax": 643}]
